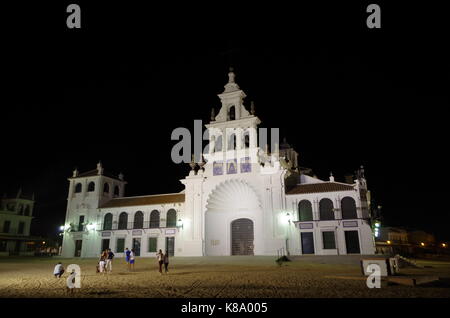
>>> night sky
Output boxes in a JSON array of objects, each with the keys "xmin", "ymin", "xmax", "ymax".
[{"xmin": 2, "ymin": 2, "xmax": 449, "ymax": 241}]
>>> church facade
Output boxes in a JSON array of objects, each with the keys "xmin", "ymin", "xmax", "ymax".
[{"xmin": 61, "ymin": 70, "xmax": 376, "ymax": 258}]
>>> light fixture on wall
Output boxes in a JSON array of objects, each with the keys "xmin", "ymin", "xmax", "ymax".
[{"xmin": 177, "ymin": 218, "xmax": 184, "ymax": 229}]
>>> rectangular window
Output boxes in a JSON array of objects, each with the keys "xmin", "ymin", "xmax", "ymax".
[
  {"xmin": 3, "ymin": 221, "xmax": 11, "ymax": 233},
  {"xmin": 322, "ymin": 231, "xmax": 336, "ymax": 249},
  {"xmin": 18, "ymin": 222, "xmax": 25, "ymax": 235},
  {"xmin": 116, "ymin": 238, "xmax": 125, "ymax": 253},
  {"xmin": 148, "ymin": 237, "xmax": 157, "ymax": 252}
]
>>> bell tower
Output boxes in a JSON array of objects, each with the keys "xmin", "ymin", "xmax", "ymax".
[{"xmin": 204, "ymin": 68, "xmax": 261, "ymax": 175}]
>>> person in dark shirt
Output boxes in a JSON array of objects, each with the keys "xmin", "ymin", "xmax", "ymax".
[
  {"xmin": 163, "ymin": 252, "xmax": 169, "ymax": 274},
  {"xmin": 106, "ymin": 249, "xmax": 114, "ymax": 273}
]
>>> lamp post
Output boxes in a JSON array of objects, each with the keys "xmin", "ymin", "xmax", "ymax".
[{"xmin": 285, "ymin": 212, "xmax": 291, "ymax": 256}]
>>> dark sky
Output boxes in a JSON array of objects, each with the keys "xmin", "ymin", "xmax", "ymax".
[{"xmin": 1, "ymin": 2, "xmax": 449, "ymax": 240}]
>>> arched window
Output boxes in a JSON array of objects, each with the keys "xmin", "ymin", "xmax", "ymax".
[
  {"xmin": 166, "ymin": 209, "xmax": 177, "ymax": 227},
  {"xmin": 244, "ymin": 132, "xmax": 250, "ymax": 148},
  {"xmin": 24, "ymin": 206, "xmax": 30, "ymax": 216},
  {"xmin": 103, "ymin": 183, "xmax": 110, "ymax": 194},
  {"xmin": 215, "ymin": 135, "xmax": 223, "ymax": 152},
  {"xmin": 114, "ymin": 185, "xmax": 120, "ymax": 197},
  {"xmin": 341, "ymin": 197, "xmax": 357, "ymax": 219},
  {"xmin": 88, "ymin": 182, "xmax": 95, "ymax": 192},
  {"xmin": 228, "ymin": 134, "xmax": 236, "ymax": 150},
  {"xmin": 229, "ymin": 105, "xmax": 236, "ymax": 120},
  {"xmin": 150, "ymin": 210, "xmax": 160, "ymax": 228},
  {"xmin": 18, "ymin": 205, "xmax": 23, "ymax": 215},
  {"xmin": 298, "ymin": 200, "xmax": 313, "ymax": 221},
  {"xmin": 75, "ymin": 183, "xmax": 82, "ymax": 193},
  {"xmin": 210, "ymin": 135, "xmax": 216, "ymax": 153},
  {"xmin": 319, "ymin": 198, "xmax": 335, "ymax": 220},
  {"xmin": 118, "ymin": 212, "xmax": 128, "ymax": 230},
  {"xmin": 103, "ymin": 213, "xmax": 113, "ymax": 230},
  {"xmin": 133, "ymin": 211, "xmax": 144, "ymax": 229}
]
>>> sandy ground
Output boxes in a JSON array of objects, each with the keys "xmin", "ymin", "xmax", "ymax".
[{"xmin": 0, "ymin": 256, "xmax": 449, "ymax": 298}]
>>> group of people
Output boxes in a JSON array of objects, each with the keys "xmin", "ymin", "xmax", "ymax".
[
  {"xmin": 156, "ymin": 249, "xmax": 170, "ymax": 274},
  {"xmin": 124, "ymin": 248, "xmax": 136, "ymax": 271},
  {"xmin": 97, "ymin": 248, "xmax": 115, "ymax": 273},
  {"xmin": 53, "ymin": 248, "xmax": 171, "ymax": 278}
]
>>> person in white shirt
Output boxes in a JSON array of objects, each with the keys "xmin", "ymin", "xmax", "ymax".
[
  {"xmin": 129, "ymin": 249, "xmax": 136, "ymax": 271},
  {"xmin": 156, "ymin": 249, "xmax": 164, "ymax": 275},
  {"xmin": 53, "ymin": 262, "xmax": 65, "ymax": 278}
]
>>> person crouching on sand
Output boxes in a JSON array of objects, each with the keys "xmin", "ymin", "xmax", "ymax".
[
  {"xmin": 163, "ymin": 251, "xmax": 169, "ymax": 274},
  {"xmin": 157, "ymin": 249, "xmax": 164, "ymax": 275},
  {"xmin": 53, "ymin": 262, "xmax": 65, "ymax": 278}
]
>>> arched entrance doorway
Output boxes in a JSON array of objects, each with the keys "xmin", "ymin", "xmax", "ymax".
[
  {"xmin": 231, "ymin": 218, "xmax": 254, "ymax": 255},
  {"xmin": 205, "ymin": 179, "xmax": 262, "ymax": 256}
]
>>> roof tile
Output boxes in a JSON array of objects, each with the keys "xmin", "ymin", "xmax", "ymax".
[
  {"xmin": 100, "ymin": 193, "xmax": 185, "ymax": 208},
  {"xmin": 286, "ymin": 182, "xmax": 355, "ymax": 195}
]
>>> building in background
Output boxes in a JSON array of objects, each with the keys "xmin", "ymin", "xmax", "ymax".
[
  {"xmin": 0, "ymin": 189, "xmax": 42, "ymax": 256},
  {"xmin": 375, "ymin": 226, "xmax": 440, "ymax": 256}
]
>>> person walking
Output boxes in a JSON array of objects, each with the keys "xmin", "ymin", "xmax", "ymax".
[
  {"xmin": 53, "ymin": 262, "xmax": 65, "ymax": 278},
  {"xmin": 156, "ymin": 249, "xmax": 164, "ymax": 275},
  {"xmin": 106, "ymin": 248, "xmax": 114, "ymax": 273},
  {"xmin": 129, "ymin": 249, "xmax": 136, "ymax": 271},
  {"xmin": 125, "ymin": 248, "xmax": 131, "ymax": 271},
  {"xmin": 163, "ymin": 251, "xmax": 169, "ymax": 274}
]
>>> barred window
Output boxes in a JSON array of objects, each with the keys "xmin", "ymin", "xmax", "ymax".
[
  {"xmin": 319, "ymin": 198, "xmax": 335, "ymax": 220},
  {"xmin": 322, "ymin": 231, "xmax": 336, "ymax": 249},
  {"xmin": 166, "ymin": 209, "xmax": 177, "ymax": 227},
  {"xmin": 116, "ymin": 238, "xmax": 125, "ymax": 253},
  {"xmin": 150, "ymin": 210, "xmax": 160, "ymax": 228},
  {"xmin": 298, "ymin": 200, "xmax": 313, "ymax": 221},
  {"xmin": 341, "ymin": 197, "xmax": 357, "ymax": 219},
  {"xmin": 148, "ymin": 237, "xmax": 157, "ymax": 252}
]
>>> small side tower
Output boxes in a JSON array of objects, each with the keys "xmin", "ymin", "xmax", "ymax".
[{"xmin": 61, "ymin": 162, "xmax": 126, "ymax": 257}]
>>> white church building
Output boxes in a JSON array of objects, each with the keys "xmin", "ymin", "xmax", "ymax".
[{"xmin": 61, "ymin": 69, "xmax": 376, "ymax": 258}]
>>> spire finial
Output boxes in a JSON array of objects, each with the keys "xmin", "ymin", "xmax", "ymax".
[
  {"xmin": 223, "ymin": 67, "xmax": 240, "ymax": 93},
  {"xmin": 228, "ymin": 67, "xmax": 235, "ymax": 83},
  {"xmin": 72, "ymin": 167, "xmax": 79, "ymax": 178},
  {"xmin": 329, "ymin": 172, "xmax": 335, "ymax": 182},
  {"xmin": 97, "ymin": 161, "xmax": 103, "ymax": 175},
  {"xmin": 118, "ymin": 172, "xmax": 124, "ymax": 181},
  {"xmin": 250, "ymin": 101, "xmax": 255, "ymax": 115},
  {"xmin": 189, "ymin": 154, "xmax": 197, "ymax": 171}
]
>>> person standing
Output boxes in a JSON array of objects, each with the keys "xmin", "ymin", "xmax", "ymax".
[
  {"xmin": 106, "ymin": 248, "xmax": 114, "ymax": 273},
  {"xmin": 129, "ymin": 249, "xmax": 136, "ymax": 271},
  {"xmin": 99, "ymin": 250, "xmax": 107, "ymax": 274},
  {"xmin": 163, "ymin": 251, "xmax": 169, "ymax": 274},
  {"xmin": 53, "ymin": 262, "xmax": 65, "ymax": 278},
  {"xmin": 156, "ymin": 249, "xmax": 164, "ymax": 275},
  {"xmin": 125, "ymin": 248, "xmax": 131, "ymax": 271}
]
